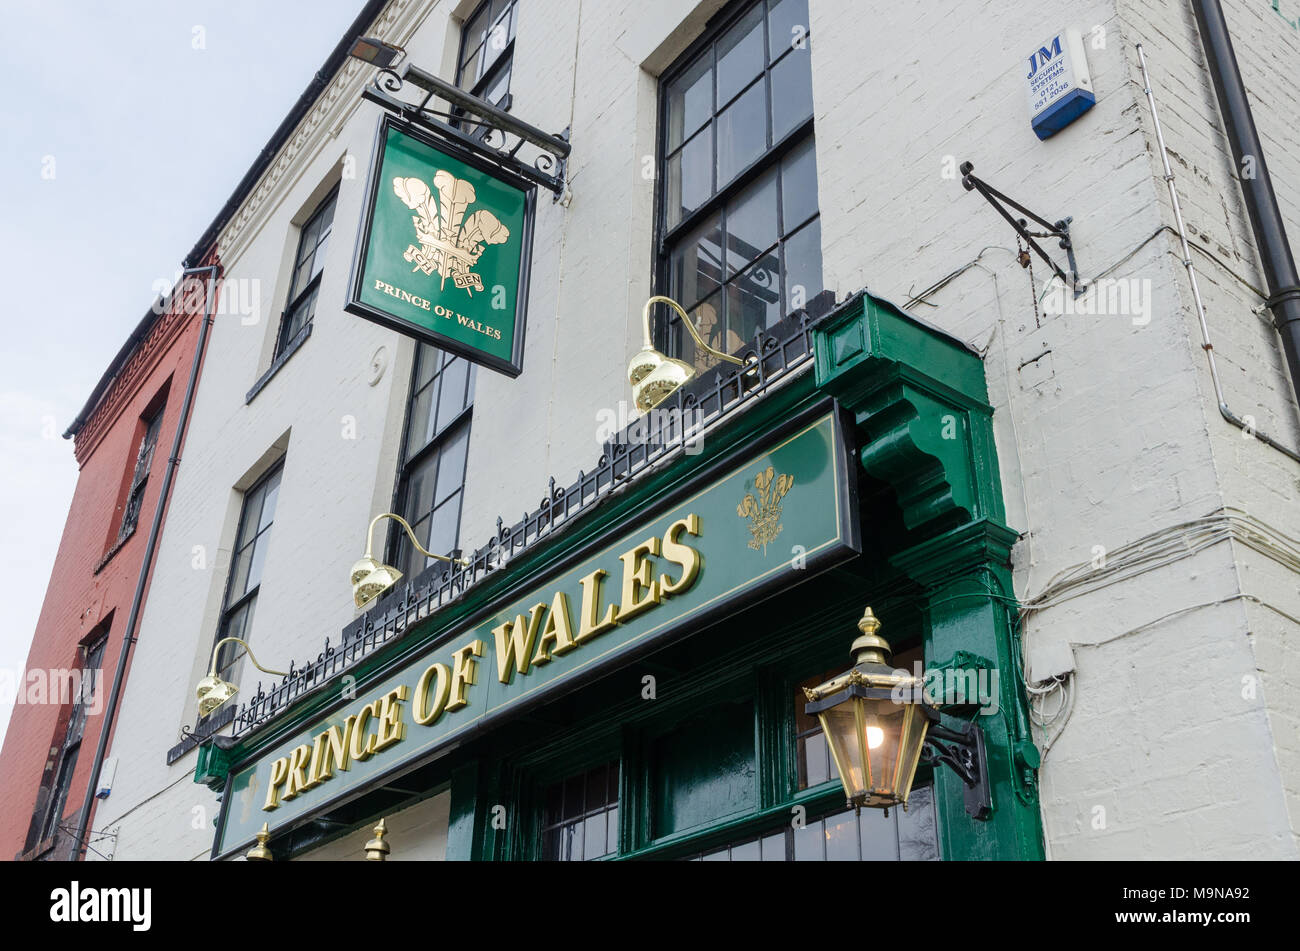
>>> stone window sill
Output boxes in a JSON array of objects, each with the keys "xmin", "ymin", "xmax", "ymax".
[{"xmin": 246, "ymin": 322, "xmax": 312, "ymax": 404}]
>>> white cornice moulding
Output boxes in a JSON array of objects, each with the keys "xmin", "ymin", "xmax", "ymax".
[{"xmin": 216, "ymin": 0, "xmax": 433, "ymax": 271}]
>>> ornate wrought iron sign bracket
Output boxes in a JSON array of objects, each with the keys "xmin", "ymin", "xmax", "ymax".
[
  {"xmin": 959, "ymin": 161, "xmax": 1082, "ymax": 296},
  {"xmin": 361, "ymin": 64, "xmax": 571, "ymax": 198}
]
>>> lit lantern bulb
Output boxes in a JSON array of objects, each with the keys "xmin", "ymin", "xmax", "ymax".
[{"xmin": 866, "ymin": 726, "xmax": 884, "ymax": 749}]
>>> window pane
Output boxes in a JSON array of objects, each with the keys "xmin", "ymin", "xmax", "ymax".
[
  {"xmin": 725, "ymin": 167, "xmax": 778, "ymax": 276},
  {"xmin": 768, "ymin": 0, "xmax": 809, "ymax": 62},
  {"xmin": 666, "ymin": 127, "xmax": 712, "ymax": 229},
  {"xmin": 459, "ymin": 42, "xmax": 483, "ymax": 88},
  {"xmin": 760, "ymin": 831, "xmax": 786, "ymax": 860},
  {"xmin": 297, "ymin": 214, "xmax": 322, "ymax": 263},
  {"xmin": 416, "ymin": 345, "xmax": 442, "ymax": 390},
  {"xmin": 898, "ymin": 785, "xmax": 940, "ymax": 860},
  {"xmin": 782, "ymin": 218, "xmax": 823, "ymax": 314},
  {"xmin": 435, "ymin": 359, "xmax": 470, "ymax": 433},
  {"xmin": 481, "ymin": 13, "xmax": 511, "ymax": 76},
  {"xmin": 583, "ymin": 812, "xmax": 607, "ymax": 859},
  {"xmin": 798, "ymin": 729, "xmax": 830, "ymax": 787},
  {"xmin": 480, "ymin": 62, "xmax": 512, "ymax": 108},
  {"xmin": 780, "ymin": 135, "xmax": 818, "ymax": 233},
  {"xmin": 674, "ymin": 292, "xmax": 730, "ymax": 378},
  {"xmin": 730, "ymin": 838, "xmax": 761, "ymax": 861},
  {"xmin": 245, "ymin": 534, "xmax": 271, "ymax": 592},
  {"xmin": 404, "ymin": 453, "xmax": 438, "ymax": 522},
  {"xmin": 435, "ymin": 427, "xmax": 470, "ymax": 505},
  {"xmin": 280, "ymin": 284, "xmax": 318, "ymax": 347},
  {"xmin": 770, "ymin": 45, "xmax": 814, "ymax": 142},
  {"xmin": 228, "ymin": 544, "xmax": 253, "ymax": 601},
  {"xmin": 793, "ymin": 819, "xmax": 823, "ymax": 860},
  {"xmin": 308, "ymin": 231, "xmax": 330, "ymax": 282},
  {"xmin": 425, "ymin": 499, "xmax": 460, "ymax": 560},
  {"xmin": 716, "ymin": 80, "xmax": 767, "ymax": 187},
  {"xmin": 667, "ymin": 55, "xmax": 712, "ymax": 152},
  {"xmin": 726, "ymin": 255, "xmax": 781, "ymax": 344},
  {"xmin": 406, "ymin": 383, "xmax": 435, "ymax": 459},
  {"xmin": 825, "ymin": 810, "xmax": 860, "ymax": 861},
  {"xmin": 716, "ymin": 4, "xmax": 765, "ymax": 107},
  {"xmin": 257, "ymin": 472, "xmax": 281, "ymax": 532},
  {"xmin": 859, "ymin": 804, "xmax": 899, "ymax": 860},
  {"xmin": 464, "ymin": 6, "xmax": 489, "ymax": 56},
  {"xmin": 669, "ymin": 212, "xmax": 722, "ymax": 307}
]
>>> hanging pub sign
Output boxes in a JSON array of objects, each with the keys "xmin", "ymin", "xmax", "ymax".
[{"xmin": 346, "ymin": 114, "xmax": 535, "ymax": 376}]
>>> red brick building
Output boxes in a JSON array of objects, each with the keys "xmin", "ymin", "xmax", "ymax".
[{"xmin": 0, "ymin": 256, "xmax": 218, "ymax": 860}]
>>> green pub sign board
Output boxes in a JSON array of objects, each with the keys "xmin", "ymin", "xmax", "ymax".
[
  {"xmin": 212, "ymin": 405, "xmax": 859, "ymax": 858},
  {"xmin": 346, "ymin": 115, "xmax": 535, "ymax": 376}
]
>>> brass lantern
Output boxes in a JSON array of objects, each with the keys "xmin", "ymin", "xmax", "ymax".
[
  {"xmin": 195, "ymin": 637, "xmax": 287, "ymax": 718},
  {"xmin": 351, "ymin": 513, "xmax": 471, "ymax": 609},
  {"xmin": 628, "ymin": 296, "xmax": 754, "ymax": 413},
  {"xmin": 803, "ymin": 607, "xmax": 934, "ymax": 810}
]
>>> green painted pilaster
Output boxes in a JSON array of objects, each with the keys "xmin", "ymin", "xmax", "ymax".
[
  {"xmin": 445, "ymin": 761, "xmax": 481, "ymax": 861},
  {"xmin": 892, "ymin": 521, "xmax": 1043, "ymax": 860},
  {"xmin": 813, "ymin": 291, "xmax": 1045, "ymax": 860}
]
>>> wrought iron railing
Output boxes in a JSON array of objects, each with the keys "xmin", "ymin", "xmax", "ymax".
[{"xmin": 172, "ymin": 309, "xmax": 818, "ymax": 755}]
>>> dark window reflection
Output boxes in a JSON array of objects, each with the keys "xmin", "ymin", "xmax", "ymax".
[
  {"xmin": 540, "ymin": 762, "xmax": 619, "ymax": 861},
  {"xmin": 658, "ymin": 0, "xmax": 821, "ymax": 374},
  {"xmin": 688, "ymin": 787, "xmax": 939, "ymax": 861}
]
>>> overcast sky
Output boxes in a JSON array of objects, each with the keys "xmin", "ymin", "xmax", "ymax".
[{"xmin": 0, "ymin": 0, "xmax": 367, "ymax": 744}]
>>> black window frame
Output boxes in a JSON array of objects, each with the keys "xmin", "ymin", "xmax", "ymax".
[
  {"xmin": 114, "ymin": 404, "xmax": 164, "ymax": 546},
  {"xmin": 33, "ymin": 632, "xmax": 109, "ymax": 852},
  {"xmin": 387, "ymin": 345, "xmax": 476, "ymax": 580},
  {"xmin": 274, "ymin": 186, "xmax": 339, "ymax": 358},
  {"xmin": 209, "ymin": 460, "xmax": 285, "ymax": 692},
  {"xmin": 652, "ymin": 0, "xmax": 824, "ymax": 365},
  {"xmin": 452, "ymin": 0, "xmax": 520, "ymax": 137}
]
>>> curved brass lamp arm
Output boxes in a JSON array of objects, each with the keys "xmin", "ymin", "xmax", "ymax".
[
  {"xmin": 641, "ymin": 295, "xmax": 750, "ymax": 368},
  {"xmin": 207, "ymin": 636, "xmax": 287, "ymax": 678},
  {"xmin": 366, "ymin": 512, "xmax": 471, "ymax": 567}
]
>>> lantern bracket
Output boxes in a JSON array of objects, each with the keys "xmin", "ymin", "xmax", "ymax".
[
  {"xmin": 921, "ymin": 714, "xmax": 992, "ymax": 821},
  {"xmin": 958, "ymin": 160, "xmax": 1083, "ymax": 296}
]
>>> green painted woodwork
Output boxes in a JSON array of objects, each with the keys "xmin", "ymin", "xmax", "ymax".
[
  {"xmin": 194, "ymin": 739, "xmax": 234, "ymax": 791},
  {"xmin": 650, "ymin": 697, "xmax": 756, "ymax": 836},
  {"xmin": 815, "ymin": 291, "xmax": 1005, "ymax": 531},
  {"xmin": 207, "ymin": 290, "xmax": 1045, "ymax": 863},
  {"xmin": 211, "ymin": 410, "xmax": 855, "ymax": 857},
  {"xmin": 814, "ymin": 292, "xmax": 1045, "ymax": 861}
]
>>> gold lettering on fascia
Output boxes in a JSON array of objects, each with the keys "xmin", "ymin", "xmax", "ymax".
[{"xmin": 261, "ymin": 515, "xmax": 703, "ymax": 812}]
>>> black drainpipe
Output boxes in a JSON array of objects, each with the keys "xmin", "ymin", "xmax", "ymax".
[
  {"xmin": 70, "ymin": 265, "xmax": 219, "ymax": 860},
  {"xmin": 1192, "ymin": 0, "xmax": 1300, "ymax": 412}
]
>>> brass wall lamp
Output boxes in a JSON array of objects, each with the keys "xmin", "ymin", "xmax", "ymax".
[
  {"xmin": 195, "ymin": 637, "xmax": 287, "ymax": 718},
  {"xmin": 628, "ymin": 296, "xmax": 757, "ymax": 413},
  {"xmin": 352, "ymin": 513, "xmax": 471, "ymax": 609},
  {"xmin": 803, "ymin": 608, "xmax": 994, "ymax": 820}
]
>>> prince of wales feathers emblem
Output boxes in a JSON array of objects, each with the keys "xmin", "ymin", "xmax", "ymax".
[
  {"xmin": 392, "ymin": 171, "xmax": 510, "ymax": 295},
  {"xmin": 736, "ymin": 465, "xmax": 794, "ymax": 553}
]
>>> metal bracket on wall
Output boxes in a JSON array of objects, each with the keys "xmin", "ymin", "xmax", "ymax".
[
  {"xmin": 959, "ymin": 161, "xmax": 1083, "ymax": 297},
  {"xmin": 920, "ymin": 713, "xmax": 993, "ymax": 820},
  {"xmin": 361, "ymin": 64, "xmax": 571, "ymax": 198}
]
